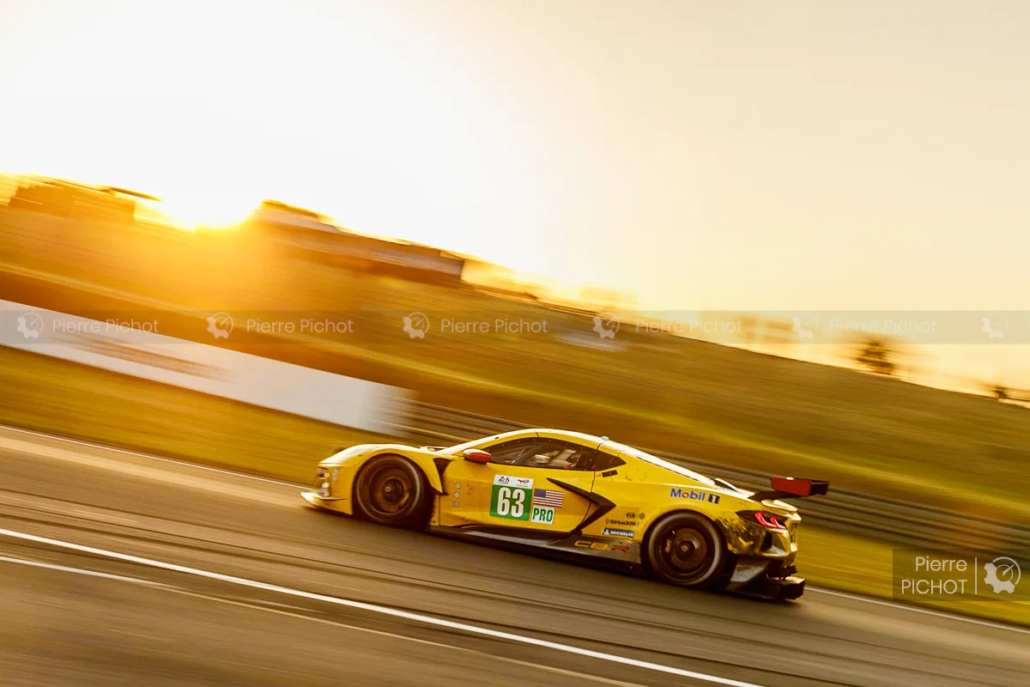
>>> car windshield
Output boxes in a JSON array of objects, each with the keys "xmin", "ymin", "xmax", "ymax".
[
  {"xmin": 614, "ymin": 445, "xmax": 716, "ymax": 486},
  {"xmin": 442, "ymin": 431, "xmax": 530, "ymax": 455}
]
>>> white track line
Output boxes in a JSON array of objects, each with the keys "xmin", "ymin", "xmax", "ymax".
[
  {"xmin": 0, "ymin": 554, "xmax": 173, "ymax": 587},
  {"xmin": 0, "ymin": 424, "xmax": 304, "ymax": 488},
  {"xmin": 134, "ymin": 586, "xmax": 652, "ymax": 687},
  {"xmin": 807, "ymin": 587, "xmax": 1030, "ymax": 636},
  {"xmin": 0, "ymin": 527, "xmax": 765, "ymax": 687},
  {"xmin": 4, "ymin": 424, "xmax": 1027, "ymax": 636},
  {"xmin": 1, "ymin": 551, "xmax": 645, "ymax": 686}
]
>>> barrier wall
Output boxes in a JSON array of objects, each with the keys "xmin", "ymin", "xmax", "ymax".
[{"xmin": 0, "ymin": 300, "xmax": 410, "ymax": 434}]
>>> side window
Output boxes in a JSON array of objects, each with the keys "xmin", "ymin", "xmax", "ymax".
[
  {"xmin": 486, "ymin": 438, "xmax": 545, "ymax": 465},
  {"xmin": 510, "ymin": 440, "xmax": 599, "ymax": 471},
  {"xmin": 592, "ymin": 451, "xmax": 626, "ymax": 473}
]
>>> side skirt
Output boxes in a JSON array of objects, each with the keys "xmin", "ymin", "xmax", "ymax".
[{"xmin": 428, "ymin": 526, "xmax": 641, "ymax": 565}]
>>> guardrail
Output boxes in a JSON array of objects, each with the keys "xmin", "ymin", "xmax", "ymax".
[{"xmin": 388, "ymin": 401, "xmax": 1030, "ymax": 553}]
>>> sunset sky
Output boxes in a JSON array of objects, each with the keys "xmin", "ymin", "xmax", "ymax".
[{"xmin": 2, "ymin": 0, "xmax": 1027, "ymax": 386}]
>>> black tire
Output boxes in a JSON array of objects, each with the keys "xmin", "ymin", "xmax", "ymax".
[
  {"xmin": 353, "ymin": 455, "xmax": 433, "ymax": 529},
  {"xmin": 644, "ymin": 512, "xmax": 727, "ymax": 588}
]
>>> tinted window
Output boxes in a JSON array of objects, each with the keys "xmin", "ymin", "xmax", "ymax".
[
  {"xmin": 592, "ymin": 452, "xmax": 626, "ymax": 472},
  {"xmin": 487, "ymin": 439, "xmax": 598, "ymax": 471},
  {"xmin": 483, "ymin": 438, "xmax": 544, "ymax": 465}
]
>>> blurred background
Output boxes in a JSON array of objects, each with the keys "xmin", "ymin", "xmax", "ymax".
[{"xmin": 1, "ymin": 0, "xmax": 1028, "ymax": 630}]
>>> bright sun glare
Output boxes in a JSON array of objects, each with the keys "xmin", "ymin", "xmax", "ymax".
[
  {"xmin": 2, "ymin": 0, "xmax": 531, "ymax": 260},
  {"xmin": 157, "ymin": 194, "xmax": 257, "ymax": 231}
]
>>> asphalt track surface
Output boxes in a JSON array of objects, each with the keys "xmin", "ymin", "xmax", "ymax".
[{"xmin": 0, "ymin": 427, "xmax": 1027, "ymax": 687}]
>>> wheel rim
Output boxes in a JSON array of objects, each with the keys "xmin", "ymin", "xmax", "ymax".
[
  {"xmin": 363, "ymin": 464, "xmax": 415, "ymax": 517},
  {"xmin": 654, "ymin": 524, "xmax": 714, "ymax": 584}
]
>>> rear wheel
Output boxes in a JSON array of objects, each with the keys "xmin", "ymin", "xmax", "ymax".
[
  {"xmin": 354, "ymin": 456, "xmax": 432, "ymax": 529},
  {"xmin": 645, "ymin": 512, "xmax": 727, "ymax": 588}
]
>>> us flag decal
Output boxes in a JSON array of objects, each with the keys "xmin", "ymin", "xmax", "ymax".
[{"xmin": 532, "ymin": 488, "xmax": 563, "ymax": 508}]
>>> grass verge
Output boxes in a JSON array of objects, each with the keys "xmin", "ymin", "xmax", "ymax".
[{"xmin": 0, "ymin": 345, "xmax": 388, "ymax": 484}]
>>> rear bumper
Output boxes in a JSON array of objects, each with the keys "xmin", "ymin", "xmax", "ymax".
[
  {"xmin": 742, "ymin": 575, "xmax": 806, "ymax": 601},
  {"xmin": 724, "ymin": 555, "xmax": 804, "ymax": 599}
]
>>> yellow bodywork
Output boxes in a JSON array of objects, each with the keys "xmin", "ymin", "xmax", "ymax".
[{"xmin": 305, "ymin": 428, "xmax": 801, "ymax": 572}]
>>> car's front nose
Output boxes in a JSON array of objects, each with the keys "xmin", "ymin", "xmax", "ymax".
[
  {"xmin": 311, "ymin": 466, "xmax": 332, "ymax": 498},
  {"xmin": 302, "ymin": 465, "xmax": 348, "ymax": 510}
]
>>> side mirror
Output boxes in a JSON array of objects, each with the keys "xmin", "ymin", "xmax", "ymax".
[{"xmin": 463, "ymin": 449, "xmax": 492, "ymax": 464}]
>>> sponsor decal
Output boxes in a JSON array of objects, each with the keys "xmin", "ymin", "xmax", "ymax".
[
  {"xmin": 603, "ymin": 528, "xmax": 634, "ymax": 538},
  {"xmin": 670, "ymin": 488, "xmax": 720, "ymax": 504},
  {"xmin": 601, "ymin": 469, "xmax": 617, "ymax": 477},
  {"xmin": 532, "ymin": 488, "xmax": 563, "ymax": 508},
  {"xmin": 495, "ymin": 474, "xmax": 534, "ymax": 489},
  {"xmin": 491, "ymin": 475, "xmax": 533, "ymax": 521},
  {"xmin": 574, "ymin": 540, "xmax": 631, "ymax": 554},
  {"xmin": 530, "ymin": 506, "xmax": 556, "ymax": 525},
  {"xmin": 605, "ymin": 518, "xmax": 637, "ymax": 527}
]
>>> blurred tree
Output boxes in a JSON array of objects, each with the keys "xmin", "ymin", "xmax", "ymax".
[
  {"xmin": 260, "ymin": 199, "xmax": 325, "ymax": 220},
  {"xmin": 855, "ymin": 339, "xmax": 898, "ymax": 377},
  {"xmin": 0, "ymin": 173, "xmax": 19, "ymax": 205},
  {"xmin": 990, "ymin": 383, "xmax": 1011, "ymax": 401},
  {"xmin": 578, "ymin": 285, "xmax": 637, "ymax": 314}
]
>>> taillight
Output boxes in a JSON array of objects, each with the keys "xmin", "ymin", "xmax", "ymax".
[{"xmin": 738, "ymin": 510, "xmax": 788, "ymax": 531}]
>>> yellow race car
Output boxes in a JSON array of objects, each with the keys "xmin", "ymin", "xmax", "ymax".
[{"xmin": 303, "ymin": 429, "xmax": 828, "ymax": 600}]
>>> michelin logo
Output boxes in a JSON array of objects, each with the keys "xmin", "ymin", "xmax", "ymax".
[
  {"xmin": 670, "ymin": 488, "xmax": 720, "ymax": 505},
  {"xmin": 602, "ymin": 528, "xmax": 634, "ymax": 538}
]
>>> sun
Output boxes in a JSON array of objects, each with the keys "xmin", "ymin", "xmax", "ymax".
[{"xmin": 156, "ymin": 192, "xmax": 258, "ymax": 231}]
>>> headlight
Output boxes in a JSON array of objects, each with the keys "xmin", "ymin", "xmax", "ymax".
[{"xmin": 313, "ymin": 467, "xmax": 331, "ymax": 497}]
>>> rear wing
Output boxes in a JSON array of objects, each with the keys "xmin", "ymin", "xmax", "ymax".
[{"xmin": 750, "ymin": 477, "xmax": 830, "ymax": 502}]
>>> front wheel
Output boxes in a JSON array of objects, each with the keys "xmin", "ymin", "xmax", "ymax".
[
  {"xmin": 354, "ymin": 456, "xmax": 432, "ymax": 529},
  {"xmin": 645, "ymin": 512, "xmax": 728, "ymax": 588}
]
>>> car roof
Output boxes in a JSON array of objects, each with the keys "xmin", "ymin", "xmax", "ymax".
[
  {"xmin": 444, "ymin": 428, "xmax": 609, "ymax": 454},
  {"xmin": 445, "ymin": 430, "xmax": 714, "ymax": 485},
  {"xmin": 504, "ymin": 431, "xmax": 714, "ymax": 482},
  {"xmin": 533, "ymin": 428, "xmax": 607, "ymax": 445},
  {"xmin": 600, "ymin": 440, "xmax": 716, "ymax": 485}
]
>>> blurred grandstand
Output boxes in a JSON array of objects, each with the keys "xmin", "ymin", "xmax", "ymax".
[
  {"xmin": 237, "ymin": 200, "xmax": 466, "ymax": 285},
  {"xmin": 5, "ymin": 176, "xmax": 158, "ymax": 225}
]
